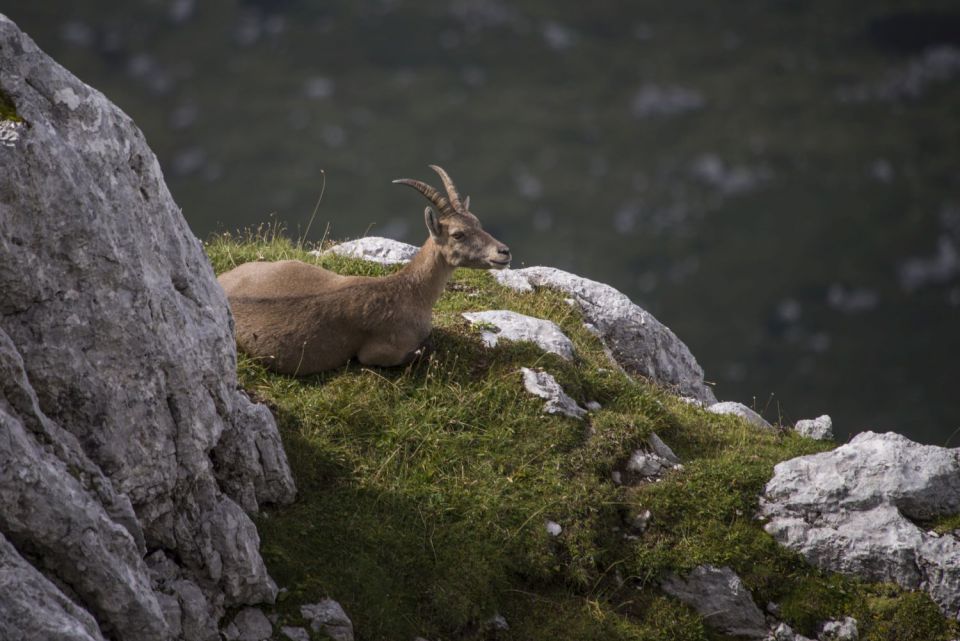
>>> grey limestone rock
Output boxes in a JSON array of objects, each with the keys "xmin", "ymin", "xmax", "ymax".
[
  {"xmin": 765, "ymin": 622, "xmax": 812, "ymax": 641},
  {"xmin": 317, "ymin": 236, "xmax": 418, "ymax": 264},
  {"xmin": 660, "ymin": 565, "xmax": 767, "ymax": 639},
  {"xmin": 819, "ymin": 617, "xmax": 858, "ymax": 641},
  {"xmin": 223, "ymin": 607, "xmax": 273, "ymax": 641},
  {"xmin": 0, "ymin": 532, "xmax": 108, "ymax": 641},
  {"xmin": 708, "ymin": 401, "xmax": 772, "ymax": 429},
  {"xmin": 622, "ymin": 433, "xmax": 682, "ymax": 482},
  {"xmin": 281, "ymin": 627, "xmax": 311, "ymax": 641},
  {"xmin": 793, "ymin": 415, "xmax": 833, "ymax": 440},
  {"xmin": 520, "ymin": 367, "xmax": 586, "ymax": 419},
  {"xmin": 301, "ymin": 599, "xmax": 355, "ymax": 641},
  {"xmin": 0, "ymin": 13, "xmax": 294, "ymax": 640},
  {"xmin": 761, "ymin": 431, "xmax": 960, "ymax": 618},
  {"xmin": 493, "ymin": 267, "xmax": 715, "ymax": 403},
  {"xmin": 463, "ymin": 310, "xmax": 575, "ymax": 360}
]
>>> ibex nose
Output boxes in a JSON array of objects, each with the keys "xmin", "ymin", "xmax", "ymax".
[{"xmin": 498, "ymin": 245, "xmax": 510, "ymax": 257}]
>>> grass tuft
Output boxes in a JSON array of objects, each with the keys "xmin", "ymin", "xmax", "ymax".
[{"xmin": 207, "ymin": 230, "xmax": 959, "ymax": 641}]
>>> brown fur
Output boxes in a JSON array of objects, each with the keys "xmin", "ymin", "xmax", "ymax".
[{"xmin": 218, "ymin": 171, "xmax": 510, "ymax": 374}]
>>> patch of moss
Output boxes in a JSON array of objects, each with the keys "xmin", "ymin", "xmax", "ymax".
[
  {"xmin": 0, "ymin": 89, "xmax": 22, "ymax": 122},
  {"xmin": 206, "ymin": 231, "xmax": 960, "ymax": 641}
]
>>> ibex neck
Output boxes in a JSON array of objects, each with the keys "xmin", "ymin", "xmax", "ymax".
[{"xmin": 397, "ymin": 237, "xmax": 454, "ymax": 306}]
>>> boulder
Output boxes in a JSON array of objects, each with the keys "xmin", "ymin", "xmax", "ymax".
[
  {"xmin": 463, "ymin": 310, "xmax": 575, "ymax": 360},
  {"xmin": 222, "ymin": 608, "xmax": 273, "ymax": 641},
  {"xmin": 301, "ymin": 599, "xmax": 355, "ymax": 641},
  {"xmin": 660, "ymin": 565, "xmax": 767, "ymax": 639},
  {"xmin": 708, "ymin": 401, "xmax": 772, "ymax": 429},
  {"xmin": 520, "ymin": 367, "xmax": 587, "ymax": 419},
  {"xmin": 316, "ymin": 236, "xmax": 418, "ymax": 264},
  {"xmin": 761, "ymin": 431, "xmax": 960, "ymax": 618},
  {"xmin": 793, "ymin": 415, "xmax": 833, "ymax": 440},
  {"xmin": 0, "ymin": 13, "xmax": 294, "ymax": 639},
  {"xmin": 494, "ymin": 267, "xmax": 715, "ymax": 403},
  {"xmin": 819, "ymin": 617, "xmax": 858, "ymax": 641}
]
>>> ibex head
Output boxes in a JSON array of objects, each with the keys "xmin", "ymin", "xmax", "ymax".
[{"xmin": 393, "ymin": 165, "xmax": 511, "ymax": 270}]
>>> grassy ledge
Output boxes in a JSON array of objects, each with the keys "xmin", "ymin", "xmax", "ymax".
[{"xmin": 206, "ymin": 231, "xmax": 958, "ymax": 641}]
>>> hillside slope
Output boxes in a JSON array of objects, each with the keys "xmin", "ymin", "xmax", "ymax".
[{"xmin": 207, "ymin": 232, "xmax": 957, "ymax": 641}]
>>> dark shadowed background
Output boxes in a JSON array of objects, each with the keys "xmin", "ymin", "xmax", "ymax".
[{"xmin": 9, "ymin": 1, "xmax": 959, "ymax": 444}]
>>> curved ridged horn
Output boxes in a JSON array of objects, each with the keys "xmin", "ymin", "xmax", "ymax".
[
  {"xmin": 391, "ymin": 178, "xmax": 456, "ymax": 217},
  {"xmin": 428, "ymin": 164, "xmax": 464, "ymax": 213}
]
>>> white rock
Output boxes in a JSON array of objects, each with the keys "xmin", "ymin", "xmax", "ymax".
[
  {"xmin": 301, "ymin": 599, "xmax": 354, "ymax": 641},
  {"xmin": 761, "ymin": 431, "xmax": 960, "ymax": 618},
  {"xmin": 520, "ymin": 368, "xmax": 586, "ymax": 419},
  {"xmin": 630, "ymin": 510, "xmax": 652, "ymax": 533},
  {"xmin": 493, "ymin": 267, "xmax": 715, "ymax": 403},
  {"xmin": 793, "ymin": 415, "xmax": 833, "ymax": 440},
  {"xmin": 226, "ymin": 608, "xmax": 273, "ymax": 641},
  {"xmin": 492, "ymin": 268, "xmax": 534, "ymax": 292},
  {"xmin": 315, "ymin": 237, "xmax": 418, "ymax": 265},
  {"xmin": 819, "ymin": 616, "xmax": 858, "ymax": 641},
  {"xmin": 281, "ymin": 627, "xmax": 311, "ymax": 641},
  {"xmin": 585, "ymin": 400, "xmax": 602, "ymax": 411},
  {"xmin": 766, "ymin": 622, "xmax": 813, "ymax": 641},
  {"xmin": 660, "ymin": 565, "xmax": 767, "ymax": 639},
  {"xmin": 708, "ymin": 401, "xmax": 772, "ymax": 429},
  {"xmin": 545, "ymin": 520, "xmax": 562, "ymax": 536},
  {"xmin": 463, "ymin": 310, "xmax": 575, "ymax": 360}
]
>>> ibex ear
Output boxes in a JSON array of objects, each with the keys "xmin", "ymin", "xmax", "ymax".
[
  {"xmin": 463, "ymin": 195, "xmax": 470, "ymax": 211},
  {"xmin": 424, "ymin": 206, "xmax": 442, "ymax": 238}
]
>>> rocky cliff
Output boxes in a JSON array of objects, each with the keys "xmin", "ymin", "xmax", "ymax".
[{"xmin": 0, "ymin": 14, "xmax": 294, "ymax": 640}]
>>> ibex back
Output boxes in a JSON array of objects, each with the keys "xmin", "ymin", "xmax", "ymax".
[{"xmin": 218, "ymin": 165, "xmax": 511, "ymax": 374}]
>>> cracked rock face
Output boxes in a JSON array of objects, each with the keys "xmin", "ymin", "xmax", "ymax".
[
  {"xmin": 463, "ymin": 310, "xmax": 576, "ymax": 360},
  {"xmin": 0, "ymin": 14, "xmax": 294, "ymax": 640},
  {"xmin": 761, "ymin": 431, "xmax": 960, "ymax": 618},
  {"xmin": 494, "ymin": 267, "xmax": 715, "ymax": 403}
]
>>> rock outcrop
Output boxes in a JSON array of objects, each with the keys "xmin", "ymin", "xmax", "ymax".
[
  {"xmin": 0, "ymin": 14, "xmax": 294, "ymax": 640},
  {"xmin": 494, "ymin": 267, "xmax": 716, "ymax": 404},
  {"xmin": 761, "ymin": 431, "xmax": 960, "ymax": 618}
]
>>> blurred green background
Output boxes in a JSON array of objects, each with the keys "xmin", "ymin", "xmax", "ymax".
[{"xmin": 9, "ymin": 1, "xmax": 960, "ymax": 444}]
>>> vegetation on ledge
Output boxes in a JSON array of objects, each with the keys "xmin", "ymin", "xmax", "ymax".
[
  {"xmin": 206, "ymin": 230, "xmax": 957, "ymax": 641},
  {"xmin": 0, "ymin": 88, "xmax": 21, "ymax": 121}
]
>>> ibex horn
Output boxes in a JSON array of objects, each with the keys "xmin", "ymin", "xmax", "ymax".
[
  {"xmin": 392, "ymin": 178, "xmax": 456, "ymax": 217},
  {"xmin": 428, "ymin": 165, "xmax": 465, "ymax": 213}
]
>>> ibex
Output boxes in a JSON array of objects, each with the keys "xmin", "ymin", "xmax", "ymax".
[{"xmin": 218, "ymin": 165, "xmax": 511, "ymax": 374}]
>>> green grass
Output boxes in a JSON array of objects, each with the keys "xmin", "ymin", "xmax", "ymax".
[
  {"xmin": 206, "ymin": 231, "xmax": 958, "ymax": 641},
  {"xmin": 0, "ymin": 89, "xmax": 21, "ymax": 122}
]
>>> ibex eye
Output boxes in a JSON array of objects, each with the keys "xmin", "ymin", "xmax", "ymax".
[{"xmin": 452, "ymin": 231, "xmax": 465, "ymax": 240}]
